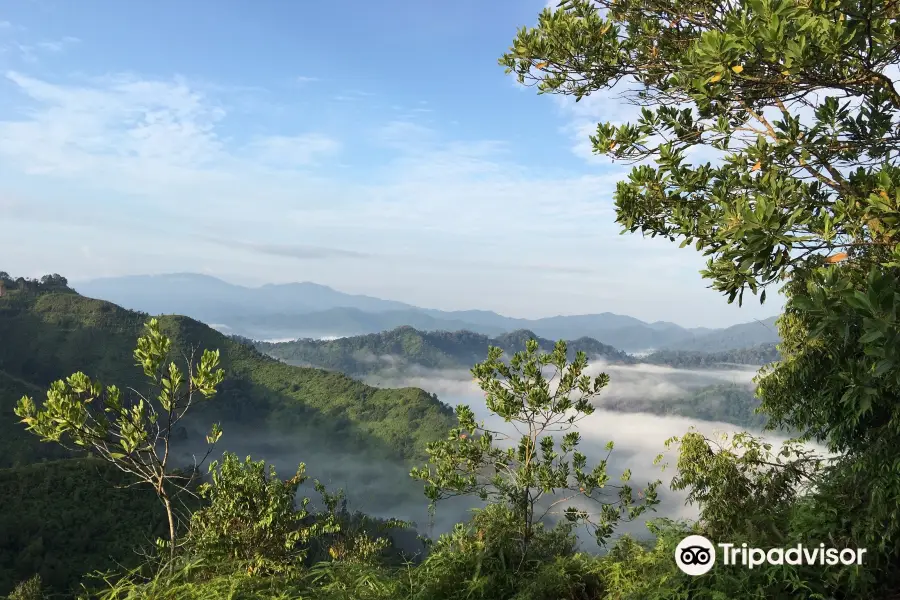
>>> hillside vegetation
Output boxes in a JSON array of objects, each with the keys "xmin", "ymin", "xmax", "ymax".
[
  {"xmin": 0, "ymin": 289, "xmax": 455, "ymax": 468},
  {"xmin": 256, "ymin": 327, "xmax": 779, "ymax": 379},
  {"xmin": 0, "ymin": 459, "xmax": 165, "ymax": 597},
  {"xmin": 598, "ymin": 383, "xmax": 766, "ymax": 429},
  {"xmin": 643, "ymin": 343, "xmax": 780, "ymax": 368},
  {"xmin": 0, "ymin": 284, "xmax": 461, "ymax": 597},
  {"xmin": 256, "ymin": 326, "xmax": 636, "ymax": 375}
]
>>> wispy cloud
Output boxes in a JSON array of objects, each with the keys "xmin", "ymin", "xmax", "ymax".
[
  {"xmin": 244, "ymin": 133, "xmax": 341, "ymax": 168},
  {"xmin": 296, "ymin": 75, "xmax": 319, "ymax": 84},
  {"xmin": 207, "ymin": 237, "xmax": 370, "ymax": 260},
  {"xmin": 36, "ymin": 35, "xmax": 80, "ymax": 52},
  {"xmin": 0, "ymin": 69, "xmax": 782, "ymax": 326},
  {"xmin": 10, "ymin": 35, "xmax": 80, "ymax": 62},
  {"xmin": 333, "ymin": 89, "xmax": 374, "ymax": 101}
]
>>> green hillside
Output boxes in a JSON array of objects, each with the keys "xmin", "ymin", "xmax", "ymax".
[
  {"xmin": 0, "ymin": 458, "xmax": 166, "ymax": 597},
  {"xmin": 643, "ymin": 343, "xmax": 780, "ymax": 369},
  {"xmin": 255, "ymin": 325, "xmax": 635, "ymax": 376},
  {"xmin": 0, "ymin": 285, "xmax": 459, "ymax": 596},
  {"xmin": 0, "ymin": 289, "xmax": 456, "ymax": 468},
  {"xmin": 598, "ymin": 383, "xmax": 766, "ymax": 429}
]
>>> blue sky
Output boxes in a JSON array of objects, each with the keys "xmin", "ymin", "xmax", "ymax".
[{"xmin": 0, "ymin": 0, "xmax": 782, "ymax": 327}]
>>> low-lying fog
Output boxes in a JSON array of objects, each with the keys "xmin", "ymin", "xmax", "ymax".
[{"xmin": 176, "ymin": 358, "xmax": 826, "ymax": 554}]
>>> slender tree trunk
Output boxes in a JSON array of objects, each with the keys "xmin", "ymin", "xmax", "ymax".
[
  {"xmin": 522, "ymin": 488, "xmax": 531, "ymax": 557},
  {"xmin": 162, "ymin": 493, "xmax": 176, "ymax": 570}
]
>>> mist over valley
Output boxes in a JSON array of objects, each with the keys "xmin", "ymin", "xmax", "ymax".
[{"xmin": 64, "ymin": 274, "xmax": 791, "ymax": 547}]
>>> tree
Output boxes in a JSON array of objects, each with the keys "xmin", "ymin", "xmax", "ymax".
[
  {"xmin": 501, "ymin": 0, "xmax": 900, "ymax": 560},
  {"xmin": 7, "ymin": 574, "xmax": 44, "ymax": 600},
  {"xmin": 38, "ymin": 274, "xmax": 68, "ymax": 290},
  {"xmin": 15, "ymin": 318, "xmax": 225, "ymax": 563},
  {"xmin": 185, "ymin": 452, "xmax": 316, "ymax": 574},
  {"xmin": 411, "ymin": 339, "xmax": 660, "ymax": 555}
]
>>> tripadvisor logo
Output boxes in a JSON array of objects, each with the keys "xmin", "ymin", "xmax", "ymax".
[
  {"xmin": 675, "ymin": 535, "xmax": 716, "ymax": 575},
  {"xmin": 675, "ymin": 535, "xmax": 867, "ymax": 576}
]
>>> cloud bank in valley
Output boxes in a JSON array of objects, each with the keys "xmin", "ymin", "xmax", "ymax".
[
  {"xmin": 171, "ymin": 357, "xmax": 822, "ymax": 552},
  {"xmin": 361, "ymin": 359, "xmax": 823, "ymax": 546}
]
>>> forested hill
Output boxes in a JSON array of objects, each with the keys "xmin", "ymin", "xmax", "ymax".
[
  {"xmin": 0, "ymin": 287, "xmax": 456, "ymax": 468},
  {"xmin": 643, "ymin": 343, "xmax": 781, "ymax": 368},
  {"xmin": 254, "ymin": 326, "xmax": 636, "ymax": 375}
]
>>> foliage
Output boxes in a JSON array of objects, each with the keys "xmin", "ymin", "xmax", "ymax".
[
  {"xmin": 501, "ymin": 0, "xmax": 900, "ymax": 302},
  {"xmin": 0, "ymin": 289, "xmax": 456, "ymax": 466},
  {"xmin": 303, "ymin": 488, "xmax": 409, "ymax": 567},
  {"xmin": 0, "ymin": 459, "xmax": 165, "ymax": 598},
  {"xmin": 184, "ymin": 452, "xmax": 401, "ymax": 575},
  {"xmin": 6, "ymin": 575, "xmax": 44, "ymax": 600},
  {"xmin": 14, "ymin": 319, "xmax": 225, "ymax": 560},
  {"xmin": 0, "ymin": 272, "xmax": 71, "ymax": 296},
  {"xmin": 0, "ymin": 289, "xmax": 457, "ymax": 598},
  {"xmin": 412, "ymin": 339, "xmax": 660, "ymax": 550},
  {"xmin": 502, "ymin": 0, "xmax": 900, "ymax": 594},
  {"xmin": 598, "ymin": 382, "xmax": 767, "ymax": 429},
  {"xmin": 0, "ymin": 369, "xmax": 71, "ymax": 469},
  {"xmin": 666, "ymin": 430, "xmax": 822, "ymax": 541},
  {"xmin": 257, "ymin": 326, "xmax": 635, "ymax": 377},
  {"xmin": 644, "ymin": 343, "xmax": 780, "ymax": 368},
  {"xmin": 184, "ymin": 452, "xmax": 315, "ymax": 574},
  {"xmin": 11, "ymin": 0, "xmax": 900, "ymax": 591}
]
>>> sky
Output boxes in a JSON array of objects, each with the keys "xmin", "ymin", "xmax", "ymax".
[{"xmin": 0, "ymin": 0, "xmax": 784, "ymax": 328}]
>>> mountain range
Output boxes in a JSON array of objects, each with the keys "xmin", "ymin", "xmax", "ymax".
[
  {"xmin": 255, "ymin": 325, "xmax": 781, "ymax": 377},
  {"xmin": 0, "ymin": 284, "xmax": 455, "ymax": 468},
  {"xmin": 2, "ymin": 274, "xmax": 772, "ymax": 597},
  {"xmin": 254, "ymin": 326, "xmax": 637, "ymax": 376},
  {"xmin": 75, "ymin": 273, "xmax": 781, "ymax": 352}
]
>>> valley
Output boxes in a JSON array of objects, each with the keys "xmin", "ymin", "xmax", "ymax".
[
  {"xmin": 1, "ymin": 274, "xmax": 784, "ymax": 597},
  {"xmin": 3, "ymin": 0, "xmax": 896, "ymax": 595}
]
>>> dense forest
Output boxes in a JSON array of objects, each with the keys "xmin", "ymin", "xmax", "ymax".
[
  {"xmin": 0, "ymin": 286, "xmax": 455, "ymax": 469},
  {"xmin": 255, "ymin": 325, "xmax": 779, "ymax": 376},
  {"xmin": 6, "ymin": 0, "xmax": 900, "ymax": 598},
  {"xmin": 255, "ymin": 326, "xmax": 635, "ymax": 375},
  {"xmin": 0, "ymin": 282, "xmax": 457, "ymax": 596},
  {"xmin": 598, "ymin": 383, "xmax": 766, "ymax": 429},
  {"xmin": 642, "ymin": 343, "xmax": 781, "ymax": 368}
]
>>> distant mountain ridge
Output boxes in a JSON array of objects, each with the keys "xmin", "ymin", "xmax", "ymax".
[
  {"xmin": 76, "ymin": 273, "xmax": 781, "ymax": 352},
  {"xmin": 255, "ymin": 326, "xmax": 778, "ymax": 377},
  {"xmin": 254, "ymin": 326, "xmax": 636, "ymax": 376}
]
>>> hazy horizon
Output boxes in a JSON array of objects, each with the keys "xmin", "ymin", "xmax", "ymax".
[
  {"xmin": 0, "ymin": 0, "xmax": 785, "ymax": 330},
  {"xmin": 55, "ymin": 270, "xmax": 782, "ymax": 330}
]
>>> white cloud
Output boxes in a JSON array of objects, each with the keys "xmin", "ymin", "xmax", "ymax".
[
  {"xmin": 372, "ymin": 120, "xmax": 437, "ymax": 151},
  {"xmin": 365, "ymin": 367, "xmax": 827, "ymax": 540},
  {"xmin": 244, "ymin": 133, "xmax": 341, "ymax": 167},
  {"xmin": 0, "ymin": 70, "xmax": 781, "ymax": 326},
  {"xmin": 8, "ymin": 35, "xmax": 80, "ymax": 62},
  {"xmin": 36, "ymin": 35, "xmax": 80, "ymax": 52}
]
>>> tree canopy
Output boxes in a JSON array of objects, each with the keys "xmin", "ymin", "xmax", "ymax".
[
  {"xmin": 500, "ymin": 0, "xmax": 900, "ymax": 592},
  {"xmin": 6, "ymin": 0, "xmax": 900, "ymax": 597}
]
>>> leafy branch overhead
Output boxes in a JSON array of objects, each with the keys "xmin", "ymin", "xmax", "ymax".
[
  {"xmin": 501, "ymin": 0, "xmax": 900, "ymax": 564},
  {"xmin": 411, "ymin": 339, "xmax": 660, "ymax": 548},
  {"xmin": 501, "ymin": 0, "xmax": 900, "ymax": 305}
]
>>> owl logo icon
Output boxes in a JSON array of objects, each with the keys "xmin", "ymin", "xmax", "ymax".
[{"xmin": 675, "ymin": 535, "xmax": 716, "ymax": 575}]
